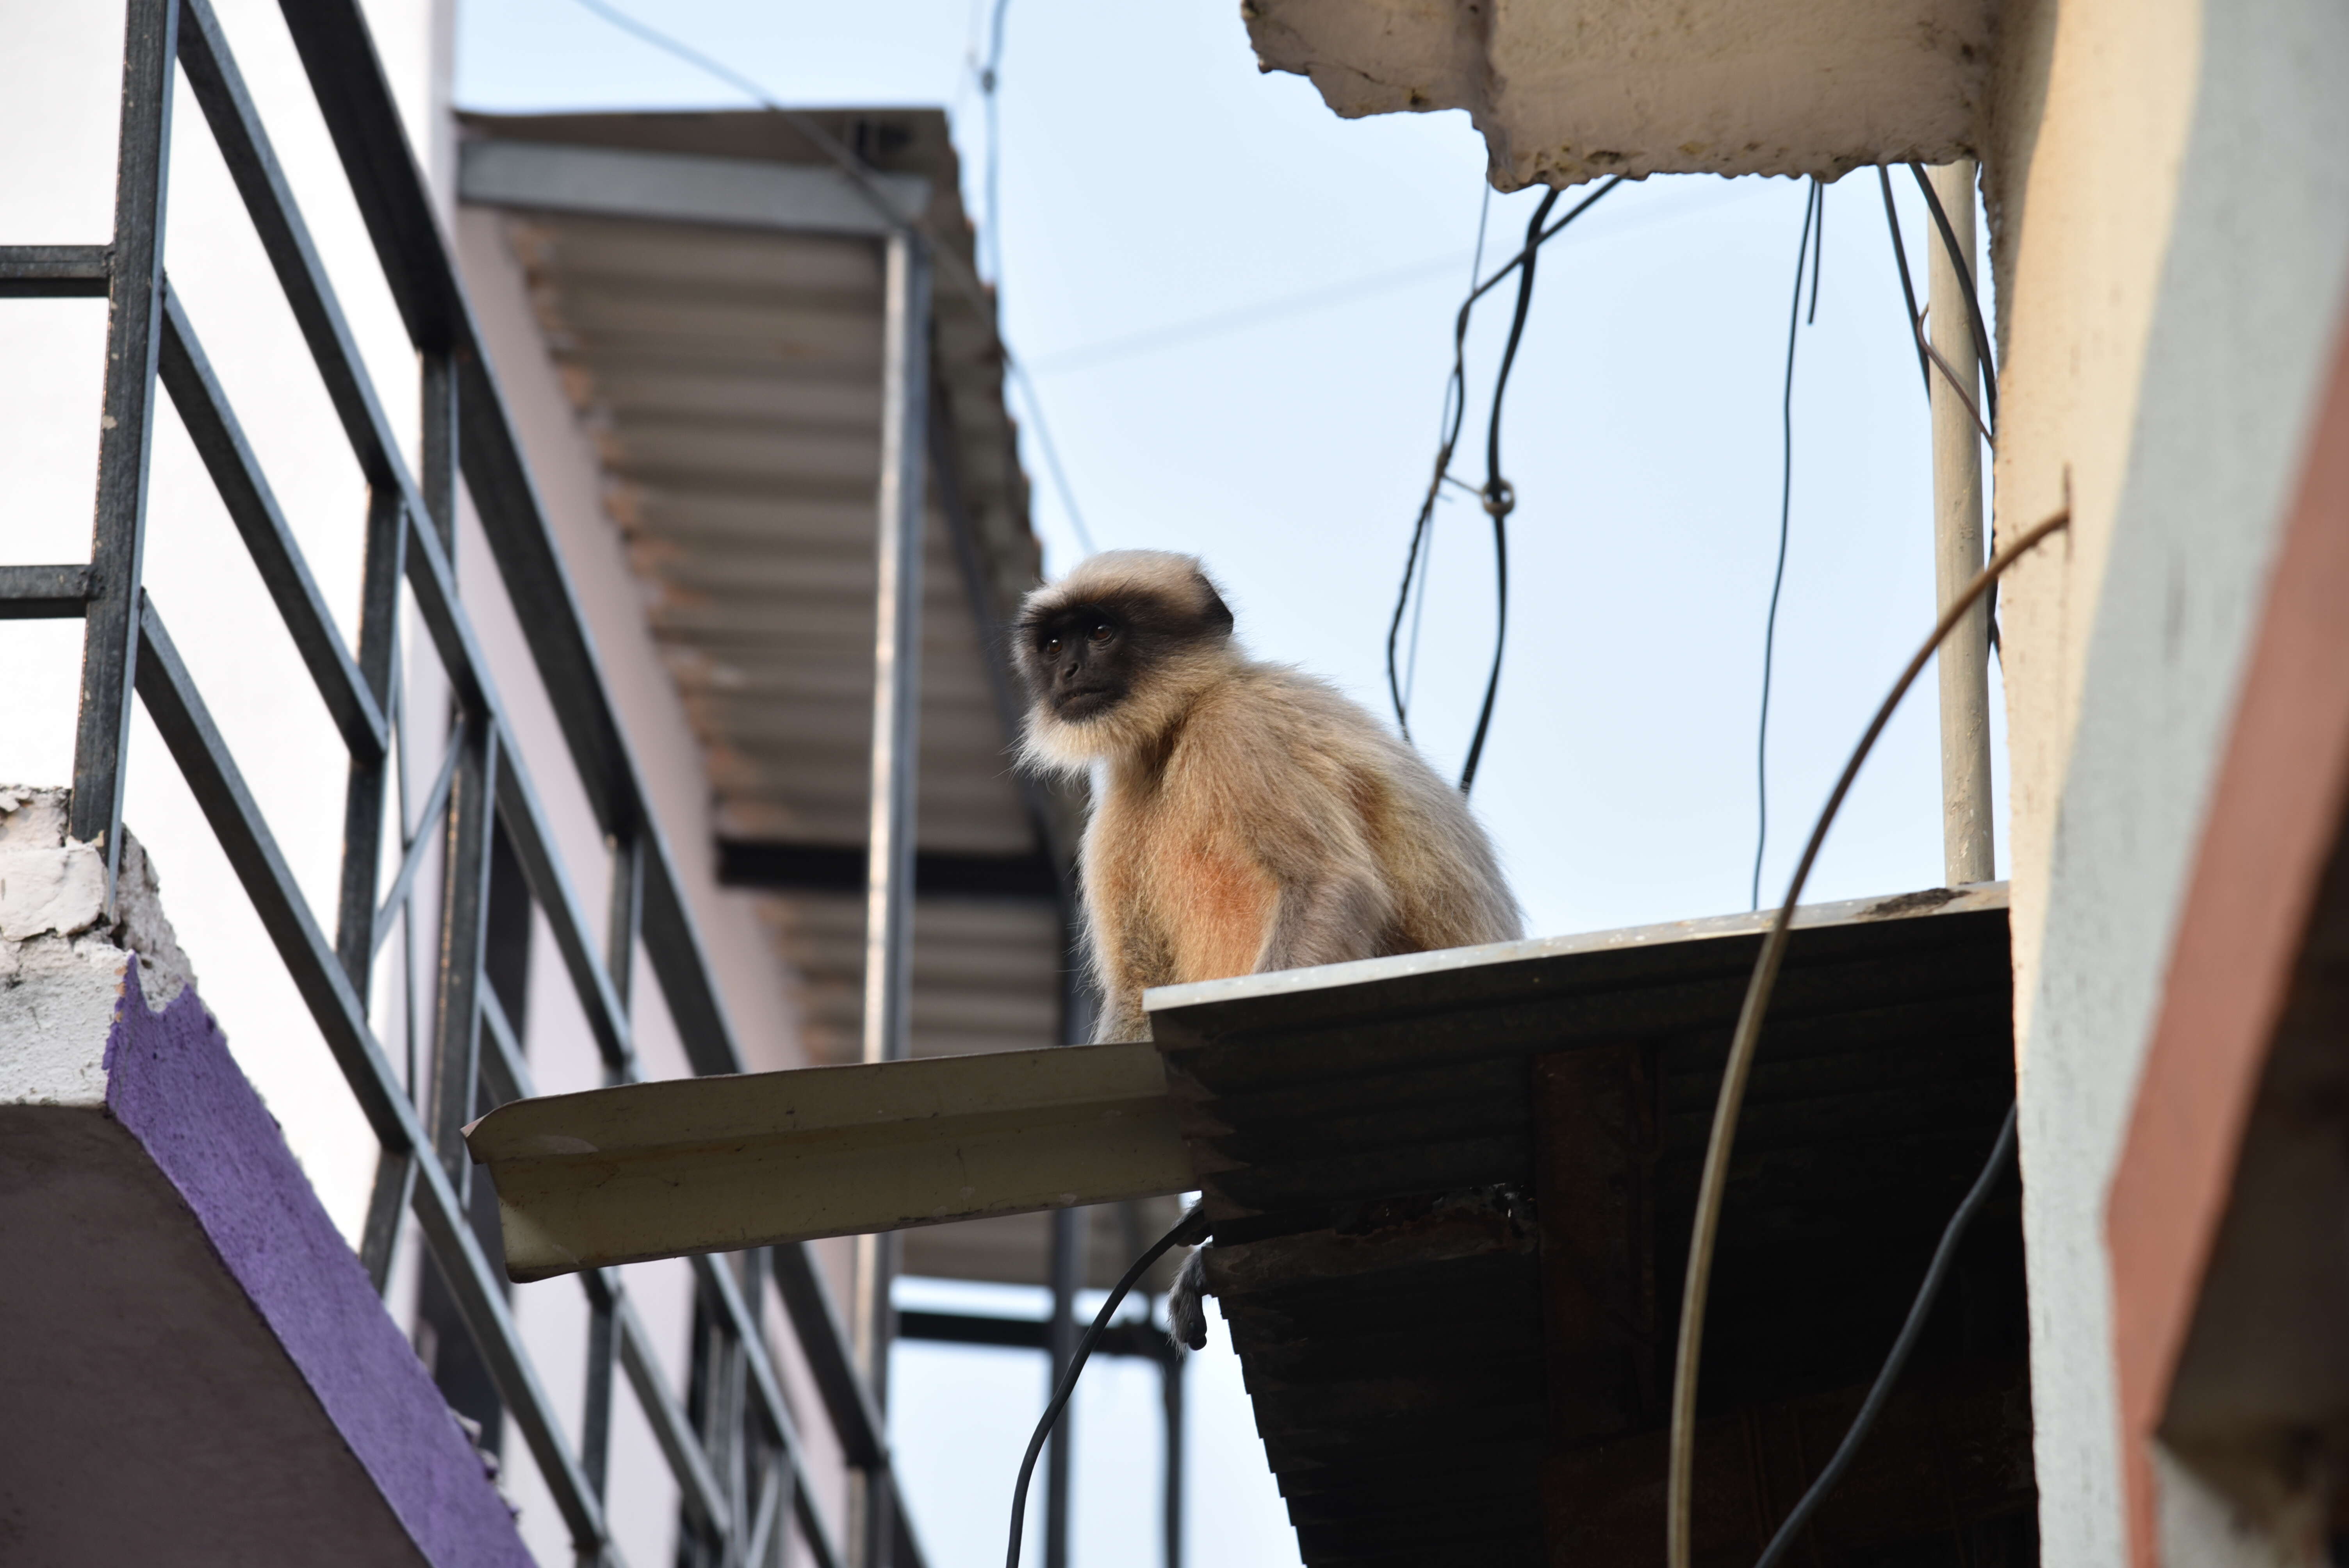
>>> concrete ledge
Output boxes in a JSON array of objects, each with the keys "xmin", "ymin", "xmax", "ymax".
[
  {"xmin": 1244, "ymin": 0, "xmax": 1993, "ymax": 188},
  {"xmin": 0, "ymin": 786, "xmax": 530, "ymax": 1566}
]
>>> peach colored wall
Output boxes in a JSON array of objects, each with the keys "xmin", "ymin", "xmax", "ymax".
[{"xmin": 1985, "ymin": 3, "xmax": 2349, "ymax": 1564}]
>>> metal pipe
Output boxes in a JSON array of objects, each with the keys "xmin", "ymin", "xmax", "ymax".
[
  {"xmin": 1926, "ymin": 160, "xmax": 1994, "ymax": 886},
  {"xmin": 1162, "ymin": 1336, "xmax": 1185, "ymax": 1568},
  {"xmin": 851, "ymin": 225, "xmax": 932, "ymax": 1568},
  {"xmin": 71, "ymin": 0, "xmax": 178, "ymax": 893},
  {"xmin": 1045, "ymin": 1206, "xmax": 1085, "ymax": 1568}
]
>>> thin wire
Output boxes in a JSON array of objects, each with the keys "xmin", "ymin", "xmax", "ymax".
[
  {"xmin": 1907, "ymin": 164, "xmax": 1997, "ymax": 425},
  {"xmin": 1891, "ymin": 165, "xmax": 2004, "ymax": 653},
  {"xmin": 1030, "ymin": 251, "xmax": 1474, "ymax": 377},
  {"xmin": 1395, "ymin": 187, "xmax": 1491, "ymax": 722},
  {"xmin": 566, "ymin": 0, "xmax": 1100, "ymax": 556},
  {"xmin": 1878, "ymin": 168, "xmax": 1931, "ymax": 396},
  {"xmin": 1751, "ymin": 180, "xmax": 1821, "ymax": 910},
  {"xmin": 1751, "ymin": 1103, "xmax": 2019, "ymax": 1568},
  {"xmin": 979, "ymin": 0, "xmax": 1011, "ymax": 285},
  {"xmin": 1805, "ymin": 179, "xmax": 1825, "ymax": 326},
  {"xmin": 1007, "ymin": 1210, "xmax": 1207, "ymax": 1568},
  {"xmin": 1456, "ymin": 187, "xmax": 1562, "ymax": 796},
  {"xmin": 1387, "ymin": 178, "xmax": 1625, "ymax": 735},
  {"xmin": 1009, "ymin": 362, "xmax": 1099, "ymax": 556},
  {"xmin": 1665, "ymin": 502, "xmax": 2071, "ymax": 1568}
]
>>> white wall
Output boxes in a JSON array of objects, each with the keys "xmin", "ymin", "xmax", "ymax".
[
  {"xmin": 0, "ymin": 2, "xmax": 845, "ymax": 1559},
  {"xmin": 1989, "ymin": 2, "xmax": 2349, "ymax": 1564}
]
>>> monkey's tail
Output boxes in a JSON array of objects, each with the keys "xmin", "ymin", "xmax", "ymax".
[{"xmin": 1168, "ymin": 1243, "xmax": 1211, "ymax": 1352}]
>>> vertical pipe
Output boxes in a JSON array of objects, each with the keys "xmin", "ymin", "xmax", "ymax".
[
  {"xmin": 1162, "ymin": 1340, "xmax": 1185, "ymax": 1568},
  {"xmin": 71, "ymin": 0, "xmax": 178, "ymax": 890},
  {"xmin": 850, "ymin": 227, "xmax": 932, "ymax": 1568},
  {"xmin": 579, "ymin": 833, "xmax": 637, "ymax": 1518},
  {"xmin": 579, "ymin": 1269, "xmax": 619, "ymax": 1509},
  {"xmin": 1926, "ymin": 160, "xmax": 1994, "ymax": 886},
  {"xmin": 430, "ymin": 716, "xmax": 498, "ymax": 1194},
  {"xmin": 1045, "ymin": 1206, "xmax": 1085, "ymax": 1568}
]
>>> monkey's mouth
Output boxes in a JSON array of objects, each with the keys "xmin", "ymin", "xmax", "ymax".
[{"xmin": 1053, "ymin": 686, "xmax": 1121, "ymax": 722}]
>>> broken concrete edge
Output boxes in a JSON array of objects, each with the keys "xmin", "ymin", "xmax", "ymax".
[
  {"xmin": 1241, "ymin": 0, "xmax": 1991, "ymax": 189},
  {"xmin": 0, "ymin": 785, "xmax": 532, "ymax": 1568},
  {"xmin": 0, "ymin": 784, "xmax": 197, "ymax": 1108}
]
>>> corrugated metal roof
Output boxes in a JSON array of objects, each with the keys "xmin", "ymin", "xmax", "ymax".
[
  {"xmin": 460, "ymin": 108, "xmax": 1114, "ymax": 1285},
  {"xmin": 1148, "ymin": 885, "xmax": 2030, "ymax": 1565}
]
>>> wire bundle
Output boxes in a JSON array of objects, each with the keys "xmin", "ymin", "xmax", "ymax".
[{"xmin": 1387, "ymin": 177, "xmax": 1625, "ymax": 793}]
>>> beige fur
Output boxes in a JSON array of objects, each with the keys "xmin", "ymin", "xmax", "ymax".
[{"xmin": 1018, "ymin": 551, "xmax": 1523, "ymax": 1043}]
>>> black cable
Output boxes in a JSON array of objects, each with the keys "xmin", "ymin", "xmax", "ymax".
[
  {"xmin": 1005, "ymin": 1208, "xmax": 1209, "ymax": 1568},
  {"xmin": 1454, "ymin": 187, "xmax": 1561, "ymax": 795},
  {"xmin": 1907, "ymin": 164, "xmax": 1998, "ymax": 425},
  {"xmin": 1395, "ymin": 190, "xmax": 1495, "ymax": 723},
  {"xmin": 1806, "ymin": 179, "xmax": 1825, "ymax": 326},
  {"xmin": 1387, "ymin": 178, "xmax": 1625, "ymax": 736},
  {"xmin": 1750, "ymin": 1102, "xmax": 2019, "ymax": 1568},
  {"xmin": 1751, "ymin": 180, "xmax": 1822, "ymax": 911},
  {"xmin": 1878, "ymin": 169, "xmax": 1931, "ymax": 396}
]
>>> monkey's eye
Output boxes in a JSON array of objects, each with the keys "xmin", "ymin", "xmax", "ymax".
[
  {"xmin": 1041, "ymin": 633, "xmax": 1063, "ymax": 656},
  {"xmin": 1084, "ymin": 618, "xmax": 1115, "ymax": 645}
]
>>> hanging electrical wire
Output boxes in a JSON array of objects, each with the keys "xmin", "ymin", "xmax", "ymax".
[
  {"xmin": 1005, "ymin": 1207, "xmax": 1210, "ymax": 1568},
  {"xmin": 1750, "ymin": 179, "xmax": 1825, "ymax": 911},
  {"xmin": 1394, "ymin": 187, "xmax": 1494, "ymax": 720},
  {"xmin": 1386, "ymin": 176, "xmax": 1625, "ymax": 752},
  {"xmin": 1665, "ymin": 501, "xmax": 2071, "ymax": 1568},
  {"xmin": 1877, "ymin": 167, "xmax": 1932, "ymax": 396},
  {"xmin": 568, "ymin": 0, "xmax": 1100, "ymax": 557},
  {"xmin": 1882, "ymin": 165, "xmax": 2002, "ymax": 650},
  {"xmin": 1453, "ymin": 186, "xmax": 1563, "ymax": 795},
  {"xmin": 1909, "ymin": 164, "xmax": 1998, "ymax": 424}
]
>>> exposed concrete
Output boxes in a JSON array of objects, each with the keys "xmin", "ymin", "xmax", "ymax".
[
  {"xmin": 1244, "ymin": 0, "xmax": 1994, "ymax": 188},
  {"xmin": 0, "ymin": 806, "xmax": 533, "ymax": 1566},
  {"xmin": 0, "ymin": 787, "xmax": 195, "ymax": 1107},
  {"xmin": 1983, "ymin": 1, "xmax": 2349, "ymax": 1563}
]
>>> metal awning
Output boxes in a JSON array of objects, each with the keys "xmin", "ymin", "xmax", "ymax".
[
  {"xmin": 1151, "ymin": 883, "xmax": 2026, "ymax": 1567},
  {"xmin": 456, "ymin": 109, "xmax": 1128, "ymax": 1285}
]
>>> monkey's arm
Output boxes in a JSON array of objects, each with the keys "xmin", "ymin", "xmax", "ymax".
[
  {"xmin": 1081, "ymin": 861, "xmax": 1157, "ymax": 1043},
  {"xmin": 1247, "ymin": 763, "xmax": 1394, "ymax": 975},
  {"xmin": 1254, "ymin": 861, "xmax": 1390, "ymax": 974}
]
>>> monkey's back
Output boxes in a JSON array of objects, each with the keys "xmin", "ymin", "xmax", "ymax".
[{"xmin": 1171, "ymin": 661, "xmax": 1524, "ymax": 957}]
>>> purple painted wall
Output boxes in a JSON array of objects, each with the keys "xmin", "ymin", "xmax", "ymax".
[{"xmin": 104, "ymin": 960, "xmax": 538, "ymax": 1568}]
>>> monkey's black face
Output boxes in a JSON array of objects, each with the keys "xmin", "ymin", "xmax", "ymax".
[
  {"xmin": 1016, "ymin": 579, "xmax": 1234, "ymax": 725},
  {"xmin": 1021, "ymin": 602, "xmax": 1139, "ymax": 722}
]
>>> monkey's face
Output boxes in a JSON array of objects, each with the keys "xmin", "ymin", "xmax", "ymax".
[
  {"xmin": 1020, "ymin": 602, "xmax": 1138, "ymax": 723},
  {"xmin": 1013, "ymin": 554, "xmax": 1237, "ymax": 743}
]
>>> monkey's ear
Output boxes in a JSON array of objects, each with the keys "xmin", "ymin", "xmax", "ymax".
[{"xmin": 1197, "ymin": 578, "xmax": 1235, "ymax": 635}]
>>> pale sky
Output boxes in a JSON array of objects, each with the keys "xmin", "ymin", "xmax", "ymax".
[
  {"xmin": 455, "ymin": 5, "xmax": 2004, "ymax": 1564},
  {"xmin": 0, "ymin": 4, "xmax": 2002, "ymax": 1565}
]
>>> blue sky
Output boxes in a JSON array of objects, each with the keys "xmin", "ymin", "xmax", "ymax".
[{"xmin": 456, "ymin": 4, "xmax": 2004, "ymax": 1563}]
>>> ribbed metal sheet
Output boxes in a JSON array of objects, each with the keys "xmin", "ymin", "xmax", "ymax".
[
  {"xmin": 1148, "ymin": 885, "xmax": 2029, "ymax": 1566},
  {"xmin": 462, "ymin": 110, "xmax": 1094, "ymax": 1286}
]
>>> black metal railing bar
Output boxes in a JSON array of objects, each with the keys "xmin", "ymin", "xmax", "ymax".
[{"xmin": 0, "ymin": 0, "xmax": 922, "ymax": 1561}]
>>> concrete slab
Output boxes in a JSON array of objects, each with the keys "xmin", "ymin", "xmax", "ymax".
[{"xmin": 0, "ymin": 788, "xmax": 531, "ymax": 1566}]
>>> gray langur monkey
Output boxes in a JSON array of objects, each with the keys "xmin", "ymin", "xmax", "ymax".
[{"xmin": 1013, "ymin": 550, "xmax": 1524, "ymax": 1348}]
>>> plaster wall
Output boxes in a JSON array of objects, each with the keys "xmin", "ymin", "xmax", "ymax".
[
  {"xmin": 0, "ymin": 3, "xmax": 847, "ymax": 1558},
  {"xmin": 451, "ymin": 200, "xmax": 851, "ymax": 1557},
  {"xmin": 1984, "ymin": 2, "xmax": 2349, "ymax": 1564}
]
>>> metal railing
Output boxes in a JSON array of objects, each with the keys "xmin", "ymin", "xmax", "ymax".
[{"xmin": 0, "ymin": 1, "xmax": 923, "ymax": 1563}]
